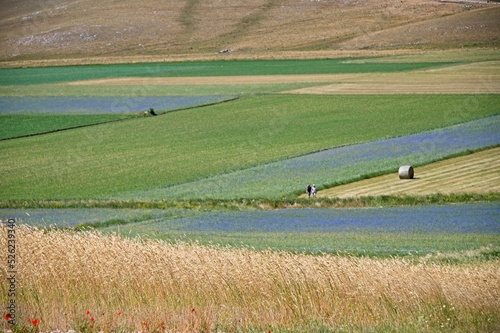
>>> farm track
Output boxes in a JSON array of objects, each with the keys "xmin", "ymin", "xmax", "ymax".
[{"xmin": 318, "ymin": 147, "xmax": 500, "ymax": 198}]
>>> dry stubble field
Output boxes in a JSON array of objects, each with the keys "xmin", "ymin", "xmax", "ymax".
[{"xmin": 317, "ymin": 147, "xmax": 500, "ymax": 198}]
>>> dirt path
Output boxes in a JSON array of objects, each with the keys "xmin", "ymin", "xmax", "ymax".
[{"xmin": 316, "ymin": 147, "xmax": 500, "ymax": 198}]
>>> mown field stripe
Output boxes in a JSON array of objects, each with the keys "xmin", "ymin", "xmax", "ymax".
[{"xmin": 317, "ymin": 149, "xmax": 500, "ymax": 198}]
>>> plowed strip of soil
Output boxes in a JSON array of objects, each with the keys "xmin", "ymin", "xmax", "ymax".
[{"xmin": 317, "ymin": 147, "xmax": 500, "ymax": 198}]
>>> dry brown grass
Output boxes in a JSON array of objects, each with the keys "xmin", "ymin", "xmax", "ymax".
[
  {"xmin": 1, "ymin": 225, "xmax": 499, "ymax": 332},
  {"xmin": 1, "ymin": 0, "xmax": 498, "ymax": 64}
]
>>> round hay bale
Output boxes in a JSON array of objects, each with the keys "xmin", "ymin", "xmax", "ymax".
[{"xmin": 399, "ymin": 165, "xmax": 414, "ymax": 179}]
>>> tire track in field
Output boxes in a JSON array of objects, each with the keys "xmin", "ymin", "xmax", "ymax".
[{"xmin": 318, "ymin": 147, "xmax": 500, "ymax": 198}]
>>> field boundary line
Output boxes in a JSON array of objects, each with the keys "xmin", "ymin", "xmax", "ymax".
[
  {"xmin": 0, "ymin": 118, "xmax": 123, "ymax": 142},
  {"xmin": 0, "ymin": 97, "xmax": 240, "ymax": 141},
  {"xmin": 1, "ymin": 193, "xmax": 499, "ymax": 210}
]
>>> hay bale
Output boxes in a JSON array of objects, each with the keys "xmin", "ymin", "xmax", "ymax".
[{"xmin": 399, "ymin": 165, "xmax": 414, "ymax": 179}]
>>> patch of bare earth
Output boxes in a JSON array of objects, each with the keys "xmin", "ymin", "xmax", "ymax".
[{"xmin": 316, "ymin": 147, "xmax": 500, "ymax": 198}]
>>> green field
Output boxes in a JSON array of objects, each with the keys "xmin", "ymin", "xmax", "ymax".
[
  {"xmin": 3, "ymin": 202, "xmax": 498, "ymax": 258},
  {"xmin": 2, "ymin": 94, "xmax": 498, "ymax": 199},
  {"xmin": 101, "ymin": 225, "xmax": 500, "ymax": 259},
  {"xmin": 0, "ymin": 114, "xmax": 130, "ymax": 140},
  {"xmin": 1, "ymin": 57, "xmax": 499, "ymax": 256},
  {"xmin": 1, "ymin": 51, "xmax": 499, "ymax": 333},
  {"xmin": 0, "ymin": 59, "xmax": 455, "ymax": 85}
]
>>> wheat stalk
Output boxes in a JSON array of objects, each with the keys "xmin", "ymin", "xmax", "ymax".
[{"xmin": 0, "ymin": 225, "xmax": 498, "ymax": 332}]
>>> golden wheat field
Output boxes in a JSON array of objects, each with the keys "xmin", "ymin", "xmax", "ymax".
[{"xmin": 1, "ymin": 225, "xmax": 499, "ymax": 332}]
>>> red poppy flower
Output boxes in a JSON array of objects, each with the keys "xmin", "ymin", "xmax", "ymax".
[
  {"xmin": 90, "ymin": 317, "xmax": 95, "ymax": 322},
  {"xmin": 142, "ymin": 321, "xmax": 147, "ymax": 327},
  {"xmin": 86, "ymin": 310, "xmax": 91, "ymax": 316},
  {"xmin": 5, "ymin": 313, "xmax": 12, "ymax": 321},
  {"xmin": 117, "ymin": 311, "xmax": 122, "ymax": 316},
  {"xmin": 191, "ymin": 308, "xmax": 195, "ymax": 313},
  {"xmin": 32, "ymin": 319, "xmax": 39, "ymax": 326}
]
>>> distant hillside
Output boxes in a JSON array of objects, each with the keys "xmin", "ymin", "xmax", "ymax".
[{"xmin": 0, "ymin": 0, "xmax": 499, "ymax": 63}]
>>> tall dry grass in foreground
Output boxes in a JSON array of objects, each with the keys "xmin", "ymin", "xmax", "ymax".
[{"xmin": 0, "ymin": 225, "xmax": 499, "ymax": 333}]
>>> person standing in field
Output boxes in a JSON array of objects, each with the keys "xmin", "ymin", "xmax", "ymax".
[
  {"xmin": 312, "ymin": 184, "xmax": 317, "ymax": 198},
  {"xmin": 306, "ymin": 184, "xmax": 312, "ymax": 198}
]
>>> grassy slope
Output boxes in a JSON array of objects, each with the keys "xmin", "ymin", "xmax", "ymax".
[{"xmin": 1, "ymin": 94, "xmax": 498, "ymax": 200}]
